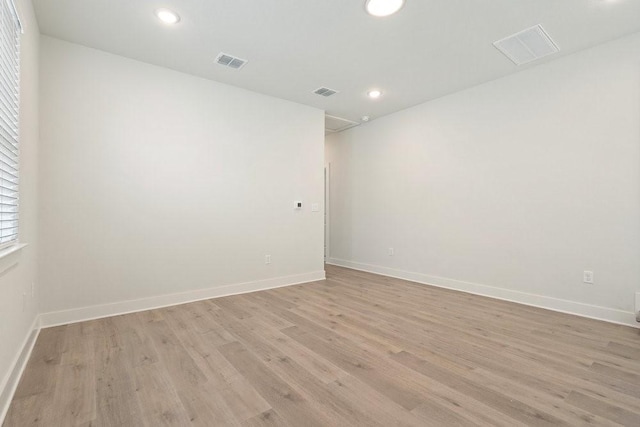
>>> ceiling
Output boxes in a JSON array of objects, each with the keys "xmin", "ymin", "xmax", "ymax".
[{"xmin": 33, "ymin": 0, "xmax": 640, "ymax": 124}]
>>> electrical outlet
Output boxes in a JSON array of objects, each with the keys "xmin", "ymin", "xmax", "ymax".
[
  {"xmin": 265, "ymin": 255, "xmax": 271, "ymax": 265},
  {"xmin": 388, "ymin": 248, "xmax": 394, "ymax": 256},
  {"xmin": 583, "ymin": 270, "xmax": 594, "ymax": 284}
]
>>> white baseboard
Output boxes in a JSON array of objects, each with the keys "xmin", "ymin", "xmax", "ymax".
[
  {"xmin": 326, "ymin": 258, "xmax": 639, "ymax": 328},
  {"xmin": 0, "ymin": 315, "xmax": 41, "ymax": 425},
  {"xmin": 40, "ymin": 271, "xmax": 326, "ymax": 328}
]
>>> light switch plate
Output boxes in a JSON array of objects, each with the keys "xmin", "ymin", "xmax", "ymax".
[{"xmin": 311, "ymin": 203, "xmax": 319, "ymax": 212}]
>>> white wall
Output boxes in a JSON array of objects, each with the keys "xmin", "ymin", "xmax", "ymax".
[
  {"xmin": 38, "ymin": 36, "xmax": 325, "ymax": 322},
  {"xmin": 0, "ymin": 0, "xmax": 40, "ymax": 419},
  {"xmin": 326, "ymin": 32, "xmax": 640, "ymax": 326}
]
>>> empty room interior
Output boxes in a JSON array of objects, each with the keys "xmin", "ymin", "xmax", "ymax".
[{"xmin": 2, "ymin": 0, "xmax": 640, "ymax": 425}]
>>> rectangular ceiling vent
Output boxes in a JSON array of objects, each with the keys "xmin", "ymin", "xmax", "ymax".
[
  {"xmin": 215, "ymin": 52, "xmax": 248, "ymax": 70},
  {"xmin": 325, "ymin": 115, "xmax": 359, "ymax": 133},
  {"xmin": 493, "ymin": 24, "xmax": 559, "ymax": 66},
  {"xmin": 314, "ymin": 87, "xmax": 339, "ymax": 97}
]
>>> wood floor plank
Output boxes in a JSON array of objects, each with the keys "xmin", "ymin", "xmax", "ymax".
[
  {"xmin": 467, "ymin": 367, "xmax": 621, "ymax": 426},
  {"xmin": 290, "ymin": 277, "xmax": 640, "ymax": 404},
  {"xmin": 11, "ymin": 326, "xmax": 66, "ymax": 399},
  {"xmin": 51, "ymin": 322, "xmax": 97, "ymax": 426},
  {"xmin": 161, "ymin": 306, "xmax": 268, "ymax": 423},
  {"xmin": 280, "ymin": 323, "xmax": 526, "ymax": 426},
  {"xmin": 241, "ymin": 316, "xmax": 345, "ymax": 384},
  {"xmin": 217, "ymin": 341, "xmax": 330, "ymax": 427},
  {"xmin": 142, "ymin": 319, "xmax": 207, "ymax": 388},
  {"xmin": 93, "ymin": 322, "xmax": 147, "ymax": 427},
  {"xmin": 590, "ymin": 362, "xmax": 640, "ymax": 386},
  {"xmin": 213, "ymin": 308, "xmax": 398, "ymax": 426},
  {"xmin": 241, "ymin": 409, "xmax": 290, "ymax": 427},
  {"xmin": 411, "ymin": 400, "xmax": 483, "ymax": 427},
  {"xmin": 564, "ymin": 391, "xmax": 640, "ymax": 426},
  {"xmin": 3, "ymin": 394, "xmax": 52, "ymax": 426},
  {"xmin": 141, "ymin": 317, "xmax": 243, "ymax": 425},
  {"xmin": 5, "ymin": 264, "xmax": 640, "ymax": 426},
  {"xmin": 390, "ymin": 350, "xmax": 567, "ymax": 426},
  {"xmin": 326, "ymin": 374, "xmax": 431, "ymax": 427},
  {"xmin": 109, "ymin": 315, "xmax": 159, "ymax": 367},
  {"xmin": 132, "ymin": 362, "xmax": 192, "ymax": 426}
]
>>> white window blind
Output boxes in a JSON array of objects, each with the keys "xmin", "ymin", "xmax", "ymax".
[{"xmin": 0, "ymin": 0, "xmax": 21, "ymax": 247}]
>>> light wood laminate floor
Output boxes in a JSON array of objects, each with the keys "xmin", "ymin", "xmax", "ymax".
[{"xmin": 5, "ymin": 265, "xmax": 640, "ymax": 426}]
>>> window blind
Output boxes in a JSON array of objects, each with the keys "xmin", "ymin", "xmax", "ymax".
[{"xmin": 0, "ymin": 0, "xmax": 21, "ymax": 247}]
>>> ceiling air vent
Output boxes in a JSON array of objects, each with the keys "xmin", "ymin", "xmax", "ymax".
[
  {"xmin": 325, "ymin": 115, "xmax": 359, "ymax": 133},
  {"xmin": 215, "ymin": 52, "xmax": 248, "ymax": 70},
  {"xmin": 493, "ymin": 24, "xmax": 559, "ymax": 66},
  {"xmin": 314, "ymin": 87, "xmax": 339, "ymax": 97}
]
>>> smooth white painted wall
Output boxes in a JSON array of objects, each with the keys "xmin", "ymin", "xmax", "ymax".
[
  {"xmin": 0, "ymin": 0, "xmax": 40, "ymax": 413},
  {"xmin": 39, "ymin": 36, "xmax": 324, "ymax": 314},
  {"xmin": 326, "ymin": 32, "xmax": 640, "ymax": 319}
]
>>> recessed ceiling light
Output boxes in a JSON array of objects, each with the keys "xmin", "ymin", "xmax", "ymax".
[
  {"xmin": 156, "ymin": 8, "xmax": 180, "ymax": 25},
  {"xmin": 365, "ymin": 0, "xmax": 405, "ymax": 17},
  {"xmin": 367, "ymin": 90, "xmax": 382, "ymax": 99}
]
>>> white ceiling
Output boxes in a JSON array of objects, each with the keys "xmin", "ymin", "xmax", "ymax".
[{"xmin": 33, "ymin": 0, "xmax": 640, "ymax": 123}]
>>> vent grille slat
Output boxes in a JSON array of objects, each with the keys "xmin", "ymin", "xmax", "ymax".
[
  {"xmin": 228, "ymin": 58, "xmax": 245, "ymax": 69},
  {"xmin": 313, "ymin": 87, "xmax": 339, "ymax": 97},
  {"xmin": 218, "ymin": 55, "xmax": 233, "ymax": 65},
  {"xmin": 493, "ymin": 24, "xmax": 559, "ymax": 66},
  {"xmin": 215, "ymin": 52, "xmax": 248, "ymax": 70}
]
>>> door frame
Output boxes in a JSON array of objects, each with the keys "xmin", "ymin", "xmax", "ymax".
[{"xmin": 324, "ymin": 163, "xmax": 330, "ymax": 261}]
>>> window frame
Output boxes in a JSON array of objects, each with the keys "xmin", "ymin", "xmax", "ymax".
[{"xmin": 0, "ymin": 0, "xmax": 23, "ymax": 251}]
